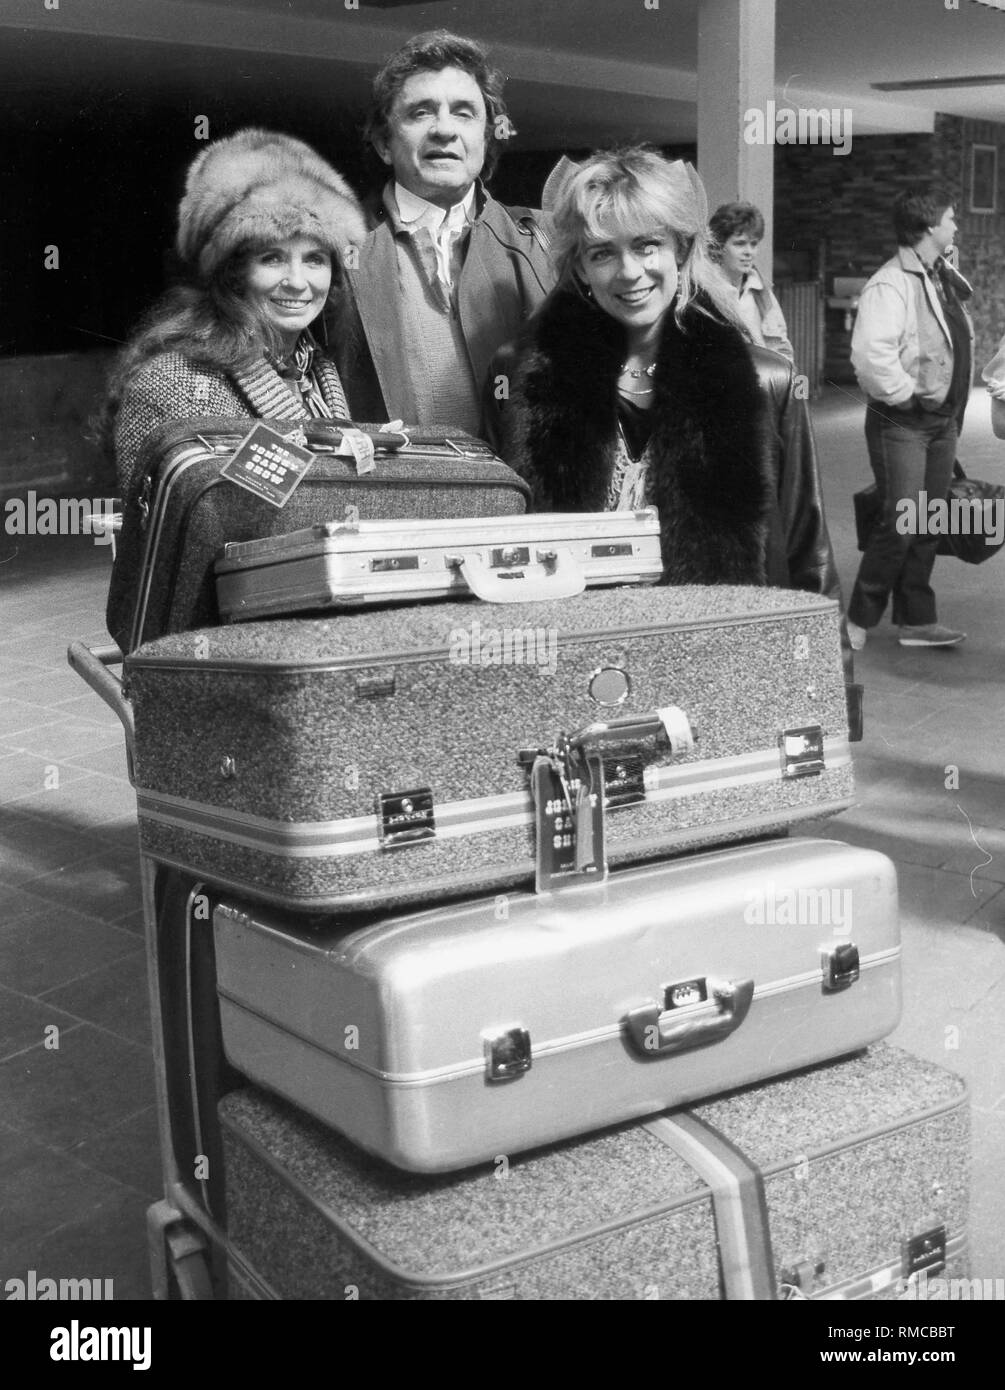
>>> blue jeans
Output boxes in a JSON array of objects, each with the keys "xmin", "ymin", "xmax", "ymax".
[{"xmin": 848, "ymin": 401, "xmax": 957, "ymax": 629}]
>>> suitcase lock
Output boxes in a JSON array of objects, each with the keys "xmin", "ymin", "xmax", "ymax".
[
  {"xmin": 483, "ymin": 1027, "xmax": 532, "ymax": 1082},
  {"xmin": 902, "ymin": 1226, "xmax": 947, "ymax": 1280},
  {"xmin": 376, "ymin": 788, "xmax": 436, "ymax": 847},
  {"xmin": 820, "ymin": 942, "xmax": 860, "ymax": 992}
]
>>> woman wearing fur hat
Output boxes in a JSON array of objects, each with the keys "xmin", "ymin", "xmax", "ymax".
[
  {"xmin": 104, "ymin": 128, "xmax": 367, "ymax": 496},
  {"xmin": 492, "ymin": 148, "xmax": 840, "ymax": 600}
]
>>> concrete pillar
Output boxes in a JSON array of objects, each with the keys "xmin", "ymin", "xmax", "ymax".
[{"xmin": 697, "ymin": 0, "xmax": 776, "ymax": 279}]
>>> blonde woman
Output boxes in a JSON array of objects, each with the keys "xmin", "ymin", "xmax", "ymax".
[{"xmin": 494, "ymin": 147, "xmax": 840, "ymax": 598}]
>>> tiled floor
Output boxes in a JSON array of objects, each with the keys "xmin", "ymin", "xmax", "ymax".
[{"xmin": 1, "ymin": 384, "xmax": 1004, "ymax": 1299}]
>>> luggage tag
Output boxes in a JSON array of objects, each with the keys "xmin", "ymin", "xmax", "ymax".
[
  {"xmin": 530, "ymin": 741, "xmax": 607, "ymax": 893},
  {"xmin": 337, "ymin": 428, "xmax": 377, "ymax": 476},
  {"xmin": 220, "ymin": 423, "xmax": 315, "ymax": 507}
]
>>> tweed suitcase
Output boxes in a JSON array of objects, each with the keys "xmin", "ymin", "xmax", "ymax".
[
  {"xmin": 218, "ymin": 1044, "xmax": 968, "ymax": 1301},
  {"xmin": 125, "ymin": 585, "xmax": 855, "ymax": 913},
  {"xmin": 213, "ymin": 838, "xmax": 900, "ymax": 1173},
  {"xmin": 214, "ymin": 508, "xmax": 663, "ymax": 619},
  {"xmin": 107, "ymin": 417, "xmax": 528, "ymax": 653}
]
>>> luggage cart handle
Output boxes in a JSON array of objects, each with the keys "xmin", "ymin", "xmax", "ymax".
[
  {"xmin": 625, "ymin": 977, "xmax": 754, "ymax": 1057},
  {"xmin": 66, "ymin": 641, "xmax": 135, "ymax": 753},
  {"xmin": 446, "ymin": 547, "xmax": 586, "ymax": 602}
]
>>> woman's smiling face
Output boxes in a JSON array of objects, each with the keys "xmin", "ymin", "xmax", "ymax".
[
  {"xmin": 243, "ymin": 236, "xmax": 332, "ymax": 350},
  {"xmin": 577, "ymin": 227, "xmax": 680, "ymax": 334}
]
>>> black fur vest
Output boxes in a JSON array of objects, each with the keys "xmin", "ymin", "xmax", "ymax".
[{"xmin": 505, "ymin": 287, "xmax": 775, "ymax": 584}]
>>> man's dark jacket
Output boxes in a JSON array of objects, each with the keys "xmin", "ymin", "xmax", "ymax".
[{"xmin": 329, "ymin": 185, "xmax": 555, "ymax": 424}]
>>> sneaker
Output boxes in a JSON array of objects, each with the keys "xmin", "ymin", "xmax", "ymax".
[
  {"xmin": 897, "ymin": 624, "xmax": 966, "ymax": 648},
  {"xmin": 846, "ymin": 621, "xmax": 868, "ymax": 651}
]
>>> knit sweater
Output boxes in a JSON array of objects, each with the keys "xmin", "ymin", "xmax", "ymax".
[{"xmin": 113, "ymin": 350, "xmax": 350, "ymax": 497}]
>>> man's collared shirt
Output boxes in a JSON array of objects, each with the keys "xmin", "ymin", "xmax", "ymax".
[{"xmin": 392, "ymin": 182, "xmax": 476, "ymax": 294}]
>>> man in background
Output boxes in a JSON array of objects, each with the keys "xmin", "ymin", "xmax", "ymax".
[{"xmin": 847, "ymin": 185, "xmax": 974, "ymax": 650}]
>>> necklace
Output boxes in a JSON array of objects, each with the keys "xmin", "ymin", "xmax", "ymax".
[
  {"xmin": 620, "ymin": 361, "xmax": 657, "ymax": 379},
  {"xmin": 618, "ymin": 383, "xmax": 654, "ymax": 396}
]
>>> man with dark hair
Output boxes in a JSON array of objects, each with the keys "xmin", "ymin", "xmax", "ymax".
[
  {"xmin": 331, "ymin": 29, "xmax": 555, "ymax": 432},
  {"xmin": 846, "ymin": 185, "xmax": 974, "ymax": 649}
]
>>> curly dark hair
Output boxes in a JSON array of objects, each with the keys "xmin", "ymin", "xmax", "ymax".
[
  {"xmin": 893, "ymin": 186, "xmax": 955, "ymax": 247},
  {"xmin": 362, "ymin": 29, "xmax": 512, "ymax": 186},
  {"xmin": 708, "ymin": 201, "xmax": 766, "ymax": 248}
]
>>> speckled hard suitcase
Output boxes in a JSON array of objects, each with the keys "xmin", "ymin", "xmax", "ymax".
[
  {"xmin": 214, "ymin": 510, "xmax": 663, "ymax": 619},
  {"xmin": 212, "ymin": 839, "xmax": 900, "ymax": 1173},
  {"xmin": 218, "ymin": 1044, "xmax": 968, "ymax": 1301},
  {"xmin": 107, "ymin": 417, "xmax": 528, "ymax": 653},
  {"xmin": 125, "ymin": 585, "xmax": 855, "ymax": 913}
]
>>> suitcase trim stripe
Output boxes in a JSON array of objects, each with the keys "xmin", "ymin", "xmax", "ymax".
[
  {"xmin": 133, "ymin": 443, "xmax": 208, "ymax": 650},
  {"xmin": 218, "ymin": 1104, "xmax": 724, "ymax": 1291},
  {"xmin": 215, "ymin": 943, "xmax": 901, "ymax": 1085},
  {"xmin": 648, "ymin": 1115, "xmax": 776, "ymax": 1301},
  {"xmin": 141, "ymin": 795, "xmax": 858, "ymax": 911},
  {"xmin": 134, "ymin": 735, "xmax": 853, "ymax": 859}
]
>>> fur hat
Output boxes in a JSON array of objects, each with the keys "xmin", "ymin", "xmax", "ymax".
[{"xmin": 176, "ymin": 128, "xmax": 367, "ymax": 280}]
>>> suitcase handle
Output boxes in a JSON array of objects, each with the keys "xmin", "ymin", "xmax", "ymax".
[
  {"xmin": 572, "ymin": 707, "xmax": 697, "ymax": 759},
  {"xmin": 624, "ymin": 977, "xmax": 754, "ymax": 1057},
  {"xmin": 66, "ymin": 641, "xmax": 135, "ymax": 776},
  {"xmin": 448, "ymin": 547, "xmax": 587, "ymax": 602}
]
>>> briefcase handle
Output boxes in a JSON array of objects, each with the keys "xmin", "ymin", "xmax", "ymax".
[
  {"xmin": 446, "ymin": 546, "xmax": 586, "ymax": 602},
  {"xmin": 624, "ymin": 978, "xmax": 754, "ymax": 1057}
]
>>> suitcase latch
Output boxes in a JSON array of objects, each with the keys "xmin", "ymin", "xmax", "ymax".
[
  {"xmin": 376, "ymin": 788, "xmax": 436, "ymax": 847},
  {"xmin": 491, "ymin": 545, "xmax": 530, "ymax": 568},
  {"xmin": 821, "ymin": 942, "xmax": 860, "ymax": 992},
  {"xmin": 780, "ymin": 1257, "xmax": 826, "ymax": 1299},
  {"xmin": 779, "ymin": 725, "xmax": 824, "ymax": 778},
  {"xmin": 483, "ymin": 1027, "xmax": 532, "ymax": 1082},
  {"xmin": 902, "ymin": 1226, "xmax": 947, "ymax": 1280},
  {"xmin": 370, "ymin": 555, "xmax": 419, "ymax": 572}
]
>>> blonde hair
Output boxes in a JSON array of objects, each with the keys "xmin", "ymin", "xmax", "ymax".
[{"xmin": 551, "ymin": 147, "xmax": 741, "ymax": 330}]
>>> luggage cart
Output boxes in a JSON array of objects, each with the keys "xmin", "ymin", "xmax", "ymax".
[{"xmin": 68, "ymin": 640, "xmax": 230, "ymax": 1300}]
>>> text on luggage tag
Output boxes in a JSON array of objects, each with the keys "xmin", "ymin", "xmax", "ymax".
[
  {"xmin": 530, "ymin": 739, "xmax": 607, "ymax": 893},
  {"xmin": 221, "ymin": 423, "xmax": 315, "ymax": 507}
]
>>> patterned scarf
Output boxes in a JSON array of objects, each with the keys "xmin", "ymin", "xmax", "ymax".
[{"xmin": 267, "ymin": 333, "xmax": 347, "ymax": 418}]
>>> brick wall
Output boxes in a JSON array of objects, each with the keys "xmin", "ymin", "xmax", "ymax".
[
  {"xmin": 934, "ymin": 113, "xmax": 1005, "ymax": 374},
  {"xmin": 773, "ymin": 117, "xmax": 1005, "ymax": 385}
]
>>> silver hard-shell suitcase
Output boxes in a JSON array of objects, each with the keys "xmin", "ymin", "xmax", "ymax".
[
  {"xmin": 213, "ymin": 838, "xmax": 900, "ymax": 1173},
  {"xmin": 215, "ymin": 509, "xmax": 663, "ymax": 619}
]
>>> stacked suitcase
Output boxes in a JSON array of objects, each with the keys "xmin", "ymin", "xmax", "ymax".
[{"xmin": 70, "ymin": 417, "xmax": 970, "ymax": 1301}]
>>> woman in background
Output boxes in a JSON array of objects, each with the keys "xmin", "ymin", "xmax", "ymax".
[{"xmin": 709, "ymin": 200, "xmax": 794, "ymax": 363}]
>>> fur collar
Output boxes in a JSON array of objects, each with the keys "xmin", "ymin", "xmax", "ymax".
[{"xmin": 512, "ymin": 287, "xmax": 774, "ymax": 583}]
